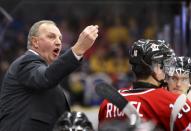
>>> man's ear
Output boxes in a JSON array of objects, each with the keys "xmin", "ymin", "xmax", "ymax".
[
  {"xmin": 31, "ymin": 36, "xmax": 39, "ymax": 48},
  {"xmin": 152, "ymin": 63, "xmax": 160, "ymax": 72}
]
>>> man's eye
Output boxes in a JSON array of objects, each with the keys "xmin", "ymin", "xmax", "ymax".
[
  {"xmin": 182, "ymin": 78, "xmax": 188, "ymax": 82},
  {"xmin": 48, "ymin": 35, "xmax": 55, "ymax": 39},
  {"xmin": 171, "ymin": 77, "xmax": 177, "ymax": 81}
]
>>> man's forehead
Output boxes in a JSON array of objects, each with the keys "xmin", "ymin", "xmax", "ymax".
[
  {"xmin": 39, "ymin": 23, "xmax": 61, "ymax": 36},
  {"xmin": 173, "ymin": 73, "xmax": 189, "ymax": 78}
]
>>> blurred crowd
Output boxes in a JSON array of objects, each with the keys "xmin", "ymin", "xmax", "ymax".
[{"xmin": 0, "ymin": 1, "xmax": 190, "ymax": 106}]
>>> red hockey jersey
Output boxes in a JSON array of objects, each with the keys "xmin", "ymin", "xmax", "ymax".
[{"xmin": 98, "ymin": 88, "xmax": 191, "ymax": 131}]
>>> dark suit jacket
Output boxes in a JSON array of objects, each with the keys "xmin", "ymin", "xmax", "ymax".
[{"xmin": 0, "ymin": 49, "xmax": 81, "ymax": 131}]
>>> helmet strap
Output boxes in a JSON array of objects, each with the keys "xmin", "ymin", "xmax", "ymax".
[
  {"xmin": 141, "ymin": 58, "xmax": 167, "ymax": 88},
  {"xmin": 151, "ymin": 71, "xmax": 168, "ymax": 88}
]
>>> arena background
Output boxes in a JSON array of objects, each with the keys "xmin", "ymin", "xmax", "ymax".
[{"xmin": 0, "ymin": 0, "xmax": 190, "ymax": 129}]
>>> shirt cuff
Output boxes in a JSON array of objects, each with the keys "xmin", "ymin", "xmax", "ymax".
[{"xmin": 72, "ymin": 51, "xmax": 83, "ymax": 60}]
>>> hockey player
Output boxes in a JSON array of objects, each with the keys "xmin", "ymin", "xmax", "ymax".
[{"xmin": 98, "ymin": 39, "xmax": 191, "ymax": 130}]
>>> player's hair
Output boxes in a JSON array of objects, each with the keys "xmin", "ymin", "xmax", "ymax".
[{"xmin": 27, "ymin": 20, "xmax": 56, "ymax": 49}]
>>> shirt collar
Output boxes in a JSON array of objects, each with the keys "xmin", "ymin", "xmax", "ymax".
[
  {"xmin": 28, "ymin": 49, "xmax": 39, "ymax": 56},
  {"xmin": 133, "ymin": 81, "xmax": 158, "ymax": 89}
]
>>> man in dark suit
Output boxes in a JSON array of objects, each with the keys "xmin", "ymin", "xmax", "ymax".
[{"xmin": 0, "ymin": 20, "xmax": 98, "ymax": 131}]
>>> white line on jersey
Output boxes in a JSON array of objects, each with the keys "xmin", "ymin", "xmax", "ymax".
[{"xmin": 118, "ymin": 88, "xmax": 156, "ymax": 96}]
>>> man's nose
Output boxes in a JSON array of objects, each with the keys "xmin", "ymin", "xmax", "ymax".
[
  {"xmin": 55, "ymin": 38, "xmax": 62, "ymax": 46},
  {"xmin": 176, "ymin": 79, "xmax": 182, "ymax": 86}
]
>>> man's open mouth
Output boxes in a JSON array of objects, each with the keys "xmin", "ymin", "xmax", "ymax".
[{"xmin": 53, "ymin": 48, "xmax": 60, "ymax": 56}]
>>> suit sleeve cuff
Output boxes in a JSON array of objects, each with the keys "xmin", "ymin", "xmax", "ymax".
[{"xmin": 72, "ymin": 50, "xmax": 83, "ymax": 60}]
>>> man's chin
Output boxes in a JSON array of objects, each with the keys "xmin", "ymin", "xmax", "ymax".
[
  {"xmin": 172, "ymin": 90, "xmax": 182, "ymax": 94},
  {"xmin": 46, "ymin": 56, "xmax": 59, "ymax": 64},
  {"xmin": 52, "ymin": 56, "xmax": 58, "ymax": 61}
]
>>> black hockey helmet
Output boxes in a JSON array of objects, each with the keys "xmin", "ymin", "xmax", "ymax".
[
  {"xmin": 165, "ymin": 56, "xmax": 191, "ymax": 77},
  {"xmin": 53, "ymin": 111, "xmax": 94, "ymax": 131},
  {"xmin": 129, "ymin": 39, "xmax": 174, "ymax": 67}
]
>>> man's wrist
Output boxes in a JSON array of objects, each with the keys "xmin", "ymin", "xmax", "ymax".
[{"xmin": 71, "ymin": 48, "xmax": 83, "ymax": 60}]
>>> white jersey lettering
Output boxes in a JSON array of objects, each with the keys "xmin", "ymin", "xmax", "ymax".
[
  {"xmin": 106, "ymin": 103, "xmax": 124, "ymax": 118},
  {"xmin": 106, "ymin": 103, "xmax": 113, "ymax": 118},
  {"xmin": 169, "ymin": 103, "xmax": 191, "ymax": 119}
]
